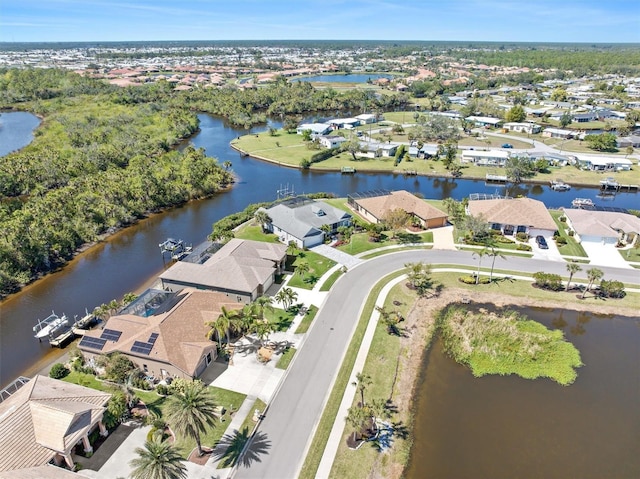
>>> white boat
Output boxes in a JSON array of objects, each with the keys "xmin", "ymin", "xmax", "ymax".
[
  {"xmin": 550, "ymin": 180, "xmax": 571, "ymax": 191},
  {"xmin": 571, "ymin": 198, "xmax": 594, "ymax": 208},
  {"xmin": 33, "ymin": 312, "xmax": 68, "ymax": 339}
]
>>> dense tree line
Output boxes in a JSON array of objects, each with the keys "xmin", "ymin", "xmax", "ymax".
[{"xmin": 0, "ymin": 69, "xmax": 232, "ymax": 297}]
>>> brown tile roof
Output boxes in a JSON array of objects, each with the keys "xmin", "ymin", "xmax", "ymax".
[
  {"xmin": 467, "ymin": 198, "xmax": 557, "ymax": 231},
  {"xmin": 0, "ymin": 376, "xmax": 110, "ymax": 472},
  {"xmin": 159, "ymin": 239, "xmax": 286, "ymax": 294},
  {"xmin": 354, "ymin": 190, "xmax": 447, "ymax": 222},
  {"xmin": 79, "ymin": 290, "xmax": 243, "ymax": 377}
]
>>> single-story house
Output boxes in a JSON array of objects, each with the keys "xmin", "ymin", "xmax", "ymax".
[
  {"xmin": 262, "ymin": 198, "xmax": 352, "ymax": 249},
  {"xmin": 79, "ymin": 288, "xmax": 244, "ymax": 380},
  {"xmin": 355, "ymin": 113, "xmax": 378, "ymax": 124},
  {"xmin": 521, "ymin": 151, "xmax": 570, "ymax": 167},
  {"xmin": 503, "ymin": 122, "xmax": 542, "ymax": 135},
  {"xmin": 431, "ymin": 110, "xmax": 462, "ymax": 120},
  {"xmin": 349, "ymin": 190, "xmax": 448, "ymax": 229},
  {"xmin": 159, "ymin": 239, "xmax": 287, "ymax": 302},
  {"xmin": 542, "ymin": 127, "xmax": 576, "ymax": 139},
  {"xmin": 379, "ymin": 144, "xmax": 399, "ymax": 157},
  {"xmin": 575, "ymin": 155, "xmax": 633, "ymax": 171},
  {"xmin": 563, "ymin": 209, "xmax": 640, "ymax": 246},
  {"xmin": 318, "ymin": 135, "xmax": 347, "ymax": 149},
  {"xmin": 616, "ymin": 135, "xmax": 640, "ymax": 148},
  {"xmin": 467, "ymin": 197, "xmax": 557, "ymax": 237},
  {"xmin": 296, "ymin": 123, "xmax": 332, "ymax": 137},
  {"xmin": 329, "ymin": 118, "xmax": 360, "ymax": 129},
  {"xmin": 0, "ymin": 376, "xmax": 111, "ymax": 473},
  {"xmin": 420, "ymin": 144, "xmax": 439, "ymax": 158},
  {"xmin": 408, "ymin": 146, "xmax": 419, "ymax": 158},
  {"xmin": 571, "ymin": 112, "xmax": 599, "ymax": 123},
  {"xmin": 460, "ymin": 149, "xmax": 511, "ymax": 167},
  {"xmin": 466, "ymin": 116, "xmax": 503, "ymax": 128}
]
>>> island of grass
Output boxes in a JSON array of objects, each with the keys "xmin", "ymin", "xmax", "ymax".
[{"xmin": 438, "ymin": 306, "xmax": 582, "ymax": 385}]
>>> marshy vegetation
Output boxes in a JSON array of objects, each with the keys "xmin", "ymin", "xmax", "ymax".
[{"xmin": 438, "ymin": 306, "xmax": 583, "ymax": 385}]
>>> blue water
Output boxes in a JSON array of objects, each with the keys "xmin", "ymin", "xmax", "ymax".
[
  {"xmin": 0, "ymin": 111, "xmax": 41, "ymax": 157},
  {"xmin": 294, "ymin": 73, "xmax": 393, "ymax": 83}
]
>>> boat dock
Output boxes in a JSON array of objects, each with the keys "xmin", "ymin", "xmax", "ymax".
[
  {"xmin": 402, "ymin": 169, "xmax": 417, "ymax": 176},
  {"xmin": 159, "ymin": 238, "xmax": 192, "ymax": 260},
  {"xmin": 43, "ymin": 311, "xmax": 98, "ymax": 348},
  {"xmin": 341, "ymin": 166, "xmax": 356, "ymax": 174},
  {"xmin": 485, "ymin": 173, "xmax": 508, "ymax": 183}
]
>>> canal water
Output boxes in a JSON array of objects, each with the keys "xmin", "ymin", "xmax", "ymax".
[
  {"xmin": 405, "ymin": 307, "xmax": 640, "ymax": 479},
  {"xmin": 0, "ymin": 111, "xmax": 41, "ymax": 157},
  {"xmin": 0, "ymin": 112, "xmax": 638, "ymax": 387}
]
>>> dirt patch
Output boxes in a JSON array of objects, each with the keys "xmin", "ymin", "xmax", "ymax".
[{"xmin": 187, "ymin": 447, "xmax": 214, "ymax": 465}]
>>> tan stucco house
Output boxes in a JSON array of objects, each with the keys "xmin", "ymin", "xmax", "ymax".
[
  {"xmin": 467, "ymin": 197, "xmax": 557, "ymax": 237},
  {"xmin": 0, "ymin": 376, "xmax": 111, "ymax": 473}
]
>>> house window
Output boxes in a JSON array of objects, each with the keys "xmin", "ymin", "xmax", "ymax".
[
  {"xmin": 143, "ymin": 364, "xmax": 148, "ymax": 372},
  {"xmin": 237, "ymin": 296, "xmax": 242, "ymax": 302},
  {"xmin": 516, "ymin": 225, "xmax": 527, "ymax": 233},
  {"xmin": 491, "ymin": 223, "xmax": 501, "ymax": 231},
  {"xmin": 503, "ymin": 225, "xmax": 515, "ymax": 235},
  {"xmin": 206, "ymin": 353, "xmax": 212, "ymax": 365}
]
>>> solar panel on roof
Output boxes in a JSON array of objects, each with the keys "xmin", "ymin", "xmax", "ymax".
[
  {"xmin": 79, "ymin": 336, "xmax": 107, "ymax": 351},
  {"xmin": 148, "ymin": 333, "xmax": 159, "ymax": 344},
  {"xmin": 101, "ymin": 329, "xmax": 122, "ymax": 341},
  {"xmin": 131, "ymin": 340, "xmax": 153, "ymax": 355}
]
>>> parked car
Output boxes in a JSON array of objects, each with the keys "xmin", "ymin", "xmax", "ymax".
[
  {"xmin": 536, "ymin": 235, "xmax": 548, "ymax": 249},
  {"xmin": 502, "ymin": 143, "xmax": 513, "ymax": 148}
]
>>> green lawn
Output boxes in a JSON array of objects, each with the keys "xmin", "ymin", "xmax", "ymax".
[
  {"xmin": 264, "ymin": 307, "xmax": 297, "ymax": 331},
  {"xmin": 619, "ymin": 247, "xmax": 640, "ymax": 263},
  {"xmin": 550, "ymin": 210, "xmax": 588, "ymax": 257},
  {"xmin": 295, "ymin": 305, "xmax": 319, "ymax": 334},
  {"xmin": 287, "ymin": 250, "xmax": 337, "ymax": 289},
  {"xmin": 276, "ymin": 347, "xmax": 296, "ymax": 369},
  {"xmin": 234, "ymin": 223, "xmax": 280, "ymax": 243},
  {"xmin": 319, "ymin": 269, "xmax": 344, "ymax": 292},
  {"xmin": 337, "ymin": 230, "xmax": 433, "ymax": 255},
  {"xmin": 359, "ymin": 245, "xmax": 433, "ymax": 259},
  {"xmin": 215, "ymin": 398, "xmax": 267, "ymax": 469}
]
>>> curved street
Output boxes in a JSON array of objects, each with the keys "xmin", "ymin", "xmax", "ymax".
[{"xmin": 233, "ymin": 249, "xmax": 639, "ymax": 479}]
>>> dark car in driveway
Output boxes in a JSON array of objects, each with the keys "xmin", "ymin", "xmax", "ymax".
[
  {"xmin": 502, "ymin": 143, "xmax": 513, "ymax": 148},
  {"xmin": 536, "ymin": 235, "xmax": 548, "ymax": 249}
]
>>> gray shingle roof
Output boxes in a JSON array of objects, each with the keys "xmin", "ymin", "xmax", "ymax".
[{"xmin": 265, "ymin": 201, "xmax": 351, "ymax": 240}]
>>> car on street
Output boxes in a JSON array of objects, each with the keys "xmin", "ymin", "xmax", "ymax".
[
  {"xmin": 502, "ymin": 143, "xmax": 513, "ymax": 148},
  {"xmin": 536, "ymin": 235, "xmax": 548, "ymax": 249}
]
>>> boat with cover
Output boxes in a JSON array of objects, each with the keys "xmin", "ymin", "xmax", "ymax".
[
  {"xmin": 33, "ymin": 312, "xmax": 68, "ymax": 339},
  {"xmin": 571, "ymin": 198, "xmax": 594, "ymax": 208}
]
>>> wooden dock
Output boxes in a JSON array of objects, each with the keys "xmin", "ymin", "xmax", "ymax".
[
  {"xmin": 341, "ymin": 166, "xmax": 356, "ymax": 174},
  {"xmin": 403, "ymin": 169, "xmax": 417, "ymax": 176},
  {"xmin": 486, "ymin": 173, "xmax": 507, "ymax": 183}
]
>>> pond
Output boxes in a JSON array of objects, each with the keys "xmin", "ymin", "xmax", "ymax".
[
  {"xmin": 405, "ymin": 306, "xmax": 640, "ymax": 479},
  {"xmin": 0, "ymin": 111, "xmax": 41, "ymax": 157},
  {"xmin": 293, "ymin": 73, "xmax": 393, "ymax": 83}
]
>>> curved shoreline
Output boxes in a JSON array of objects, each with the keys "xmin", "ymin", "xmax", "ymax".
[{"xmin": 229, "ymin": 142, "xmax": 615, "ymax": 189}]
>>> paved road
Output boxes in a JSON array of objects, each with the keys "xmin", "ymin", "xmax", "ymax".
[{"xmin": 233, "ymin": 250, "xmax": 639, "ymax": 479}]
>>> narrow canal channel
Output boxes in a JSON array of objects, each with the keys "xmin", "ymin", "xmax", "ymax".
[{"xmin": 0, "ymin": 112, "xmax": 638, "ymax": 387}]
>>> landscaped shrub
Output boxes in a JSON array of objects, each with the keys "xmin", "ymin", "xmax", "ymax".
[
  {"xmin": 555, "ymin": 237, "xmax": 568, "ymax": 246},
  {"xmin": 517, "ymin": 244, "xmax": 532, "ymax": 251},
  {"xmin": 494, "ymin": 235, "xmax": 515, "ymax": 244},
  {"xmin": 568, "ymin": 230, "xmax": 574, "ymax": 236},
  {"xmin": 533, "ymin": 272, "xmax": 563, "ymax": 291},
  {"xmin": 516, "ymin": 232, "xmax": 529, "ymax": 242},
  {"xmin": 458, "ymin": 275, "xmax": 491, "ymax": 285},
  {"xmin": 156, "ymin": 384, "xmax": 169, "ymax": 396},
  {"xmin": 104, "ymin": 353, "xmax": 135, "ymax": 383},
  {"xmin": 559, "ymin": 216, "xmax": 567, "ymax": 222},
  {"xmin": 599, "ymin": 279, "xmax": 625, "ymax": 298},
  {"xmin": 49, "ymin": 363, "xmax": 70, "ymax": 379}
]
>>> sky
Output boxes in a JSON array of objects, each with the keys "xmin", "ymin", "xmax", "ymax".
[{"xmin": 1, "ymin": 0, "xmax": 639, "ymax": 43}]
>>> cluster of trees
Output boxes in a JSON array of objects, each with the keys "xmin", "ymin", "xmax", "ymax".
[
  {"xmin": 407, "ymin": 114, "xmax": 460, "ymax": 143},
  {"xmin": 584, "ymin": 132, "xmax": 618, "ymax": 152},
  {"xmin": 0, "ymin": 68, "xmax": 233, "ymax": 297}
]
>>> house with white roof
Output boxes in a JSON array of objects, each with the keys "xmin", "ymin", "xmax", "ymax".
[
  {"xmin": 466, "ymin": 116, "xmax": 503, "ymax": 128},
  {"xmin": 296, "ymin": 123, "xmax": 332, "ymax": 138},
  {"xmin": 461, "ymin": 149, "xmax": 511, "ymax": 167},
  {"xmin": 503, "ymin": 122, "xmax": 541, "ymax": 135},
  {"xmin": 318, "ymin": 135, "xmax": 347, "ymax": 149},
  {"xmin": 355, "ymin": 113, "xmax": 378, "ymax": 124},
  {"xmin": 575, "ymin": 155, "xmax": 633, "ymax": 171}
]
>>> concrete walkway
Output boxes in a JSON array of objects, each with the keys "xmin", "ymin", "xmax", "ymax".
[{"xmin": 310, "ymin": 243, "xmax": 364, "ymax": 269}]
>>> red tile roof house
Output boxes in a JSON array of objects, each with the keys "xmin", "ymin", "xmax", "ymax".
[
  {"xmin": 349, "ymin": 190, "xmax": 448, "ymax": 229},
  {"xmin": 0, "ymin": 376, "xmax": 111, "ymax": 474},
  {"xmin": 78, "ymin": 288, "xmax": 244, "ymax": 381},
  {"xmin": 467, "ymin": 197, "xmax": 557, "ymax": 237}
]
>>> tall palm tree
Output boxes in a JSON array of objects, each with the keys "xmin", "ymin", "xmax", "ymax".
[
  {"xmin": 582, "ymin": 267, "xmax": 604, "ymax": 299},
  {"xmin": 275, "ymin": 287, "xmax": 297, "ymax": 311},
  {"xmin": 352, "ymin": 372, "xmax": 372, "ymax": 408},
  {"xmin": 254, "ymin": 210, "xmax": 271, "ymax": 232},
  {"xmin": 253, "ymin": 295, "xmax": 274, "ymax": 322},
  {"xmin": 482, "ymin": 239, "xmax": 505, "ymax": 283},
  {"xmin": 129, "ymin": 435, "xmax": 187, "ymax": 479},
  {"xmin": 296, "ymin": 260, "xmax": 310, "ymax": 278},
  {"xmin": 566, "ymin": 262, "xmax": 583, "ymax": 292},
  {"xmin": 165, "ymin": 381, "xmax": 219, "ymax": 457},
  {"xmin": 206, "ymin": 306, "xmax": 241, "ymax": 346},
  {"xmin": 472, "ymin": 250, "xmax": 486, "ymax": 285},
  {"xmin": 240, "ymin": 303, "xmax": 260, "ymax": 336},
  {"xmin": 346, "ymin": 406, "xmax": 367, "ymax": 444}
]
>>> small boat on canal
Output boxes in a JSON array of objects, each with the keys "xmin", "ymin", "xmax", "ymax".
[
  {"xmin": 571, "ymin": 198, "xmax": 595, "ymax": 208},
  {"xmin": 550, "ymin": 179, "xmax": 571, "ymax": 191},
  {"xmin": 33, "ymin": 312, "xmax": 68, "ymax": 340}
]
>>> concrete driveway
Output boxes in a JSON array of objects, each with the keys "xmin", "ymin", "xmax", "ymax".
[
  {"xmin": 581, "ymin": 241, "xmax": 633, "ymax": 269},
  {"xmin": 530, "ymin": 234, "xmax": 563, "ymax": 261}
]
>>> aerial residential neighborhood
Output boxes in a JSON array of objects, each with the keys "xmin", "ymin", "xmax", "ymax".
[{"xmin": 1, "ymin": 2, "xmax": 639, "ymax": 478}]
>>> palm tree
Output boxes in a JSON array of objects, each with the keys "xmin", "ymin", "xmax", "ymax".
[
  {"xmin": 223, "ymin": 160, "xmax": 232, "ymax": 171},
  {"xmin": 253, "ymin": 295, "xmax": 274, "ymax": 322},
  {"xmin": 482, "ymin": 239, "xmax": 505, "ymax": 283},
  {"xmin": 252, "ymin": 320, "xmax": 275, "ymax": 347},
  {"xmin": 165, "ymin": 381, "xmax": 219, "ymax": 457},
  {"xmin": 296, "ymin": 260, "xmax": 310, "ymax": 278},
  {"xmin": 129, "ymin": 435, "xmax": 187, "ymax": 479},
  {"xmin": 582, "ymin": 267, "xmax": 604, "ymax": 299},
  {"xmin": 275, "ymin": 287, "xmax": 297, "ymax": 311},
  {"xmin": 121, "ymin": 292, "xmax": 138, "ymax": 307},
  {"xmin": 287, "ymin": 241, "xmax": 298, "ymax": 256},
  {"xmin": 352, "ymin": 372, "xmax": 372, "ymax": 408},
  {"xmin": 254, "ymin": 210, "xmax": 271, "ymax": 232},
  {"xmin": 346, "ymin": 406, "xmax": 367, "ymax": 444},
  {"xmin": 472, "ymin": 250, "xmax": 486, "ymax": 285},
  {"xmin": 206, "ymin": 306, "xmax": 241, "ymax": 346},
  {"xmin": 566, "ymin": 262, "xmax": 583, "ymax": 292}
]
